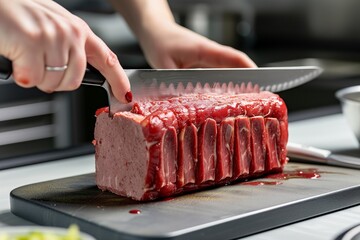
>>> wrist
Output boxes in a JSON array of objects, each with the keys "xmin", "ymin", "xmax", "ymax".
[{"xmin": 109, "ymin": 0, "xmax": 175, "ymax": 41}]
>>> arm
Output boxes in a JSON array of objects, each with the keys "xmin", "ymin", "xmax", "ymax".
[
  {"xmin": 107, "ymin": 0, "xmax": 175, "ymax": 41},
  {"xmin": 108, "ymin": 0, "xmax": 256, "ymax": 69}
]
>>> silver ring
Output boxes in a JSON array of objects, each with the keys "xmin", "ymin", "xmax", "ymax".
[{"xmin": 45, "ymin": 65, "xmax": 68, "ymax": 71}]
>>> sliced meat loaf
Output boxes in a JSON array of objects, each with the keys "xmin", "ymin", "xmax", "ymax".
[{"xmin": 94, "ymin": 92, "xmax": 288, "ymax": 201}]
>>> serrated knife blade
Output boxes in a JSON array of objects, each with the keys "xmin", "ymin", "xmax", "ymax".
[
  {"xmin": 125, "ymin": 66, "xmax": 322, "ymax": 96},
  {"xmin": 0, "ymin": 55, "xmax": 322, "ymax": 115}
]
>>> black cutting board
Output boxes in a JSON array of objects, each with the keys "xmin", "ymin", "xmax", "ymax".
[{"xmin": 10, "ymin": 163, "xmax": 360, "ymax": 240}]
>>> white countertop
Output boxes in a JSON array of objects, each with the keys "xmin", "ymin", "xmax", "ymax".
[{"xmin": 0, "ymin": 113, "xmax": 359, "ymax": 239}]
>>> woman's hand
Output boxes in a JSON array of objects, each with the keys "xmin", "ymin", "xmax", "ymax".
[
  {"xmin": 109, "ymin": 0, "xmax": 256, "ymax": 70},
  {"xmin": 140, "ymin": 23, "xmax": 257, "ymax": 69},
  {"xmin": 0, "ymin": 0, "xmax": 131, "ymax": 103}
]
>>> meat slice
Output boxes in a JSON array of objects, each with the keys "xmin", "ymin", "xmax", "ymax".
[
  {"xmin": 157, "ymin": 127, "xmax": 177, "ymax": 196},
  {"xmin": 94, "ymin": 92, "xmax": 288, "ymax": 201},
  {"xmin": 177, "ymin": 124, "xmax": 197, "ymax": 188},
  {"xmin": 250, "ymin": 116, "xmax": 266, "ymax": 174},
  {"xmin": 233, "ymin": 116, "xmax": 252, "ymax": 178},
  {"xmin": 197, "ymin": 118, "xmax": 217, "ymax": 184},
  {"xmin": 265, "ymin": 118, "xmax": 282, "ymax": 172},
  {"xmin": 216, "ymin": 118, "xmax": 235, "ymax": 182}
]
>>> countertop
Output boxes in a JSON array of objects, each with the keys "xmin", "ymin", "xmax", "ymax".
[{"xmin": 0, "ymin": 112, "xmax": 359, "ymax": 239}]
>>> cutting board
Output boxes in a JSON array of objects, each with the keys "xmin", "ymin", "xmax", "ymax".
[{"xmin": 10, "ymin": 163, "xmax": 360, "ymax": 240}]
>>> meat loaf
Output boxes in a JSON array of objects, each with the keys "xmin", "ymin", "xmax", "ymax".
[{"xmin": 94, "ymin": 92, "xmax": 288, "ymax": 201}]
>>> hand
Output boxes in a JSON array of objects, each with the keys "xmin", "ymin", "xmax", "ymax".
[
  {"xmin": 108, "ymin": 0, "xmax": 256, "ymax": 70},
  {"xmin": 139, "ymin": 22, "xmax": 257, "ymax": 69},
  {"xmin": 0, "ymin": 0, "xmax": 131, "ymax": 103}
]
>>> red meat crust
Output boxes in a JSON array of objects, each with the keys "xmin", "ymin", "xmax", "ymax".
[{"xmin": 94, "ymin": 92, "xmax": 288, "ymax": 201}]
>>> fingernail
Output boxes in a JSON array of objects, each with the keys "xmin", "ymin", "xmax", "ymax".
[
  {"xmin": 125, "ymin": 91, "xmax": 133, "ymax": 103},
  {"xmin": 19, "ymin": 78, "xmax": 30, "ymax": 85}
]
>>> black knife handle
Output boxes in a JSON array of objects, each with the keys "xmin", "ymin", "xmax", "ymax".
[
  {"xmin": 83, "ymin": 64, "xmax": 106, "ymax": 86},
  {"xmin": 0, "ymin": 55, "xmax": 106, "ymax": 85},
  {"xmin": 0, "ymin": 55, "xmax": 12, "ymax": 80}
]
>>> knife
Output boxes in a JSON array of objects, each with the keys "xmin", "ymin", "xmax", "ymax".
[
  {"xmin": 0, "ymin": 55, "xmax": 322, "ymax": 114},
  {"xmin": 287, "ymin": 142, "xmax": 360, "ymax": 170}
]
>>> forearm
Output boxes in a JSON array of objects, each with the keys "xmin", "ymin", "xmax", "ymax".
[{"xmin": 107, "ymin": 0, "xmax": 175, "ymax": 40}]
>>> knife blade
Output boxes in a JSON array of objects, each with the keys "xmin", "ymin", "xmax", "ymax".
[
  {"xmin": 0, "ymin": 55, "xmax": 322, "ymax": 114},
  {"xmin": 287, "ymin": 142, "xmax": 360, "ymax": 170},
  {"xmin": 124, "ymin": 66, "xmax": 322, "ymax": 94}
]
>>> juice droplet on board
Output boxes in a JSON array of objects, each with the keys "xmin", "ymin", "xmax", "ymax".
[
  {"xmin": 267, "ymin": 168, "xmax": 321, "ymax": 180},
  {"xmin": 129, "ymin": 209, "xmax": 141, "ymax": 214},
  {"xmin": 241, "ymin": 181, "xmax": 283, "ymax": 186},
  {"xmin": 239, "ymin": 168, "xmax": 323, "ymax": 186}
]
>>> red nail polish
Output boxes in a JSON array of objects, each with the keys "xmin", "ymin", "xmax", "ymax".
[
  {"xmin": 125, "ymin": 91, "xmax": 133, "ymax": 103},
  {"xmin": 19, "ymin": 78, "xmax": 29, "ymax": 85}
]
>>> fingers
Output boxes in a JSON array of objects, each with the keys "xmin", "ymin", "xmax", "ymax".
[
  {"xmin": 85, "ymin": 32, "xmax": 131, "ymax": 103},
  {"xmin": 37, "ymin": 21, "xmax": 69, "ymax": 92},
  {"xmin": 1, "ymin": 0, "xmax": 90, "ymax": 94},
  {"xmin": 221, "ymin": 45, "xmax": 257, "ymax": 68},
  {"xmin": 148, "ymin": 55, "xmax": 178, "ymax": 69},
  {"xmin": 196, "ymin": 42, "xmax": 257, "ymax": 68},
  {"xmin": 42, "ymin": 15, "xmax": 87, "ymax": 92},
  {"xmin": 10, "ymin": 12, "xmax": 129, "ymax": 101},
  {"xmin": 11, "ymin": 52, "xmax": 45, "ymax": 89},
  {"xmin": 55, "ymin": 47, "xmax": 86, "ymax": 92}
]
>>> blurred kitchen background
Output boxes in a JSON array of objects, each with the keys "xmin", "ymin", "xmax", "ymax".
[{"xmin": 1, "ymin": 0, "xmax": 360, "ymax": 168}]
